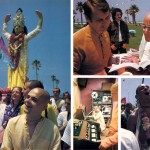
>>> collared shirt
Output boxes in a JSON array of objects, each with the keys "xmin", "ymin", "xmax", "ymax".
[{"xmin": 1, "ymin": 114, "xmax": 61, "ymax": 150}]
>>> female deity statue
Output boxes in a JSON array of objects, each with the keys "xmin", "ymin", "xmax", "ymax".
[{"xmin": 3, "ymin": 8, "xmax": 43, "ymax": 89}]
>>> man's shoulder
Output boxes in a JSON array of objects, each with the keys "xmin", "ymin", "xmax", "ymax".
[
  {"xmin": 74, "ymin": 25, "xmax": 89, "ymax": 39},
  {"xmin": 43, "ymin": 117, "xmax": 58, "ymax": 130},
  {"xmin": 7, "ymin": 114, "xmax": 25, "ymax": 128}
]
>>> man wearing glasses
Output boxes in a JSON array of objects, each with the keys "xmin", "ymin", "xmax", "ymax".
[
  {"xmin": 1, "ymin": 88, "xmax": 61, "ymax": 150},
  {"xmin": 139, "ymin": 12, "xmax": 150, "ymax": 62}
]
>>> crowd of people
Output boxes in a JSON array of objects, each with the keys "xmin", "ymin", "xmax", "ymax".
[
  {"xmin": 120, "ymin": 83, "xmax": 150, "ymax": 150},
  {"xmin": 0, "ymin": 80, "xmax": 71, "ymax": 150}
]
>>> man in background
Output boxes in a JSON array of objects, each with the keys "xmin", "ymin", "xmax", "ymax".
[{"xmin": 108, "ymin": 8, "xmax": 129, "ymax": 54}]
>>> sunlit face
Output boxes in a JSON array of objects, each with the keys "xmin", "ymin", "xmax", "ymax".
[
  {"xmin": 115, "ymin": 11, "xmax": 122, "ymax": 22},
  {"xmin": 136, "ymin": 84, "xmax": 150, "ymax": 107},
  {"xmin": 87, "ymin": 9, "xmax": 110, "ymax": 35},
  {"xmin": 53, "ymin": 88, "xmax": 60, "ymax": 97},
  {"xmin": 143, "ymin": 14, "xmax": 150, "ymax": 42},
  {"xmin": 22, "ymin": 82, "xmax": 31, "ymax": 99},
  {"xmin": 24, "ymin": 89, "xmax": 46, "ymax": 116},
  {"xmin": 11, "ymin": 87, "xmax": 22, "ymax": 105},
  {"xmin": 14, "ymin": 25, "xmax": 24, "ymax": 34}
]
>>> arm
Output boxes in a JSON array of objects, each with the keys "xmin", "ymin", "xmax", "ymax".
[
  {"xmin": 49, "ymin": 126, "xmax": 61, "ymax": 150},
  {"xmin": 3, "ymin": 15, "xmax": 11, "ymax": 40},
  {"xmin": 141, "ymin": 42, "xmax": 150, "ymax": 62},
  {"xmin": 1, "ymin": 120, "xmax": 13, "ymax": 149},
  {"xmin": 73, "ymin": 49, "xmax": 85, "ymax": 75},
  {"xmin": 99, "ymin": 132, "xmax": 118, "ymax": 149},
  {"xmin": 26, "ymin": 10, "xmax": 43, "ymax": 41},
  {"xmin": 127, "ymin": 113, "xmax": 137, "ymax": 133}
]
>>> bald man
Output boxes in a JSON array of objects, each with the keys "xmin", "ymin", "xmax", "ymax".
[
  {"xmin": 127, "ymin": 84, "xmax": 150, "ymax": 150},
  {"xmin": 1, "ymin": 88, "xmax": 61, "ymax": 150},
  {"xmin": 139, "ymin": 12, "xmax": 150, "ymax": 61}
]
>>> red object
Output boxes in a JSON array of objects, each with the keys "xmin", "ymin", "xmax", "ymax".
[
  {"xmin": 0, "ymin": 87, "xmax": 11, "ymax": 94},
  {"xmin": 121, "ymin": 97, "xmax": 126, "ymax": 104}
]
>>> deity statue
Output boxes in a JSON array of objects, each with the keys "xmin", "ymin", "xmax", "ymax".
[{"xmin": 3, "ymin": 8, "xmax": 43, "ymax": 89}]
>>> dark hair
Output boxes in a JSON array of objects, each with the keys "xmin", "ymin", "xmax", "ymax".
[
  {"xmin": 63, "ymin": 92, "xmax": 71, "ymax": 99},
  {"xmin": 53, "ymin": 88, "xmax": 60, "ymax": 93},
  {"xmin": 125, "ymin": 103, "xmax": 132, "ymax": 108},
  {"xmin": 112, "ymin": 8, "xmax": 122, "ymax": 21},
  {"xmin": 83, "ymin": 0, "xmax": 110, "ymax": 21},
  {"xmin": 12, "ymin": 26, "xmax": 28, "ymax": 35},
  {"xmin": 3, "ymin": 92, "xmax": 11, "ymax": 105},
  {"xmin": 12, "ymin": 86, "xmax": 24, "ymax": 102},
  {"xmin": 27, "ymin": 80, "xmax": 44, "ymax": 90},
  {"xmin": 16, "ymin": 8, "xmax": 23, "ymax": 13}
]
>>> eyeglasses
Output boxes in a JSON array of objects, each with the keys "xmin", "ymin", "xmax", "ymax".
[
  {"xmin": 142, "ymin": 25, "xmax": 150, "ymax": 31},
  {"xmin": 26, "ymin": 95, "xmax": 39, "ymax": 103}
]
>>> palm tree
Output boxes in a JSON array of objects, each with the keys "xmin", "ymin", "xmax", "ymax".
[
  {"xmin": 55, "ymin": 79, "xmax": 59, "ymax": 88},
  {"xmin": 51, "ymin": 75, "xmax": 56, "ymax": 88},
  {"xmin": 110, "ymin": 7, "xmax": 115, "ymax": 14},
  {"xmin": 76, "ymin": 2, "xmax": 84, "ymax": 25},
  {"xmin": 73, "ymin": 9, "xmax": 77, "ymax": 23},
  {"xmin": 129, "ymin": 5, "xmax": 139, "ymax": 24},
  {"xmin": 32, "ymin": 59, "xmax": 41, "ymax": 80}
]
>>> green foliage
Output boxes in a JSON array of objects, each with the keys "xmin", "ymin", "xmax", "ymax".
[
  {"xmin": 127, "ymin": 24, "xmax": 143, "ymax": 50},
  {"xmin": 73, "ymin": 23, "xmax": 143, "ymax": 51}
]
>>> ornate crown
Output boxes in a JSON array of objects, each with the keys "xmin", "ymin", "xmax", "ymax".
[{"xmin": 13, "ymin": 8, "xmax": 25, "ymax": 28}]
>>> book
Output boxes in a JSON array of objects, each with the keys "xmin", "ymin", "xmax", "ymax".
[{"xmin": 109, "ymin": 60, "xmax": 150, "ymax": 73}]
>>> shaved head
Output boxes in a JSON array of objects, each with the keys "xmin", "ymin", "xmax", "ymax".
[{"xmin": 143, "ymin": 12, "xmax": 150, "ymax": 42}]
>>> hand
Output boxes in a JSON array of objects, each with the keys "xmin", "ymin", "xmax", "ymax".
[
  {"xmin": 111, "ymin": 44, "xmax": 117, "ymax": 50},
  {"xmin": 97, "ymin": 140, "xmax": 106, "ymax": 150},
  {"xmin": 122, "ymin": 44, "xmax": 127, "ymax": 49},
  {"xmin": 35, "ymin": 10, "xmax": 43, "ymax": 19},
  {"xmin": 63, "ymin": 121, "xmax": 68, "ymax": 127},
  {"xmin": 5, "ymin": 14, "xmax": 11, "ymax": 23}
]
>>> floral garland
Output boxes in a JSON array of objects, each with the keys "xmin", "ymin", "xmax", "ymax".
[
  {"xmin": 141, "ymin": 108, "xmax": 150, "ymax": 145},
  {"xmin": 9, "ymin": 32, "xmax": 25, "ymax": 70}
]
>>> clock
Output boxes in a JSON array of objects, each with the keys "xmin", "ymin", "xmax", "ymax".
[{"xmin": 91, "ymin": 91, "xmax": 98, "ymax": 98}]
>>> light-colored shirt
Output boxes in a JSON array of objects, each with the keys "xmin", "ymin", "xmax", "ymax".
[
  {"xmin": 121, "ymin": 128, "xmax": 140, "ymax": 150},
  {"xmin": 0, "ymin": 104, "xmax": 6, "ymax": 132},
  {"xmin": 92, "ymin": 110, "xmax": 106, "ymax": 131},
  {"xmin": 61, "ymin": 119, "xmax": 71, "ymax": 146},
  {"xmin": 1, "ymin": 114, "xmax": 61, "ymax": 150},
  {"xmin": 50, "ymin": 97, "xmax": 66, "ymax": 114}
]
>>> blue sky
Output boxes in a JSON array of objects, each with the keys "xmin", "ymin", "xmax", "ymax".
[
  {"xmin": 0, "ymin": 0, "xmax": 70, "ymax": 95},
  {"xmin": 74, "ymin": 0, "xmax": 150, "ymax": 23},
  {"xmin": 121, "ymin": 78, "xmax": 150, "ymax": 106}
]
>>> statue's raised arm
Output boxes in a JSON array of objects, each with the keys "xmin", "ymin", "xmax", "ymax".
[
  {"xmin": 35, "ymin": 10, "xmax": 43, "ymax": 29},
  {"xmin": 4, "ymin": 14, "xmax": 11, "ymax": 23},
  {"xmin": 2, "ymin": 8, "xmax": 43, "ymax": 89}
]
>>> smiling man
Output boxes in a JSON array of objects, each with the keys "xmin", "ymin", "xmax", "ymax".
[
  {"xmin": 127, "ymin": 84, "xmax": 150, "ymax": 150},
  {"xmin": 1, "ymin": 88, "xmax": 61, "ymax": 150},
  {"xmin": 139, "ymin": 12, "xmax": 150, "ymax": 61},
  {"xmin": 74, "ymin": 0, "xmax": 112, "ymax": 75}
]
